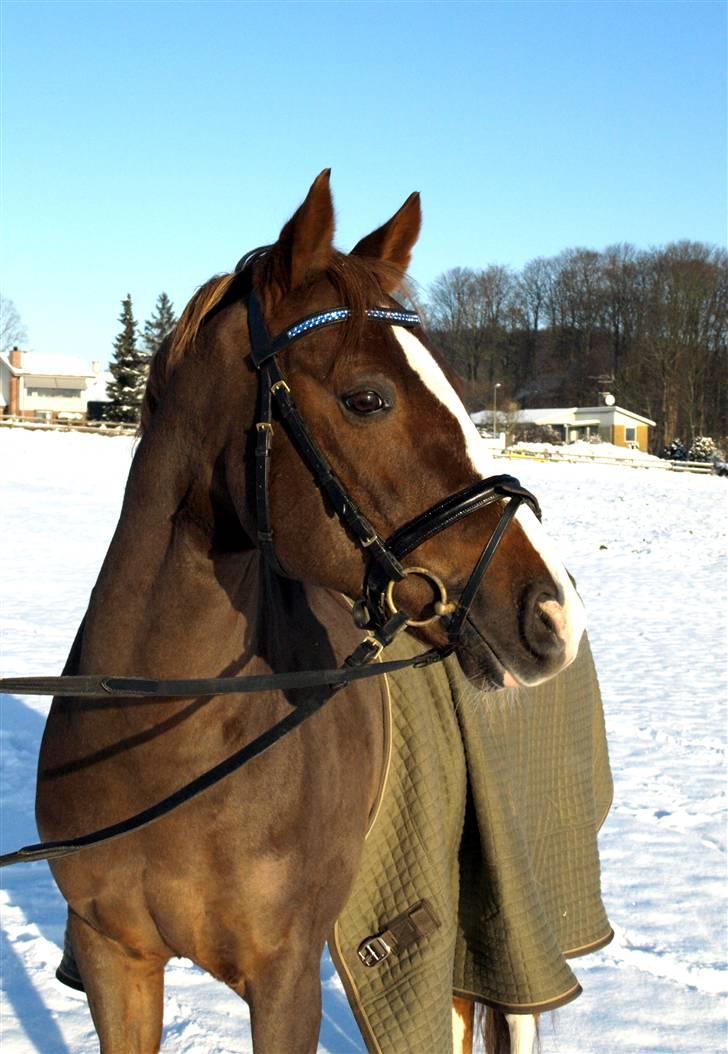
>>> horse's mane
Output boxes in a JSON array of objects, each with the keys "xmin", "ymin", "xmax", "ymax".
[
  {"xmin": 140, "ymin": 270, "xmax": 243, "ymax": 432},
  {"xmin": 140, "ymin": 247, "xmax": 420, "ymax": 433}
]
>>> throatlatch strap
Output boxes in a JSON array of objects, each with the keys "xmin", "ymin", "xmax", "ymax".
[{"xmin": 254, "ymin": 368, "xmax": 288, "ymax": 577}]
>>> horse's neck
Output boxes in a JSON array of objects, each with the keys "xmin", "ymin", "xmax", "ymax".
[
  {"xmin": 77, "ymin": 430, "xmax": 260, "ymax": 679},
  {"xmin": 75, "ymin": 426, "xmax": 353, "ymax": 680}
]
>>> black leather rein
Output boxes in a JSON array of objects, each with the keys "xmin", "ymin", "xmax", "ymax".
[
  {"xmin": 0, "ymin": 651, "xmax": 444, "ymax": 869},
  {"xmin": 0, "ymin": 294, "xmax": 539, "ymax": 869}
]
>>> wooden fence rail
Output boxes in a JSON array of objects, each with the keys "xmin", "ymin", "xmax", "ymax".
[
  {"xmin": 0, "ymin": 418, "xmax": 137, "ymax": 437},
  {"xmin": 494, "ymin": 447, "xmax": 717, "ymax": 475}
]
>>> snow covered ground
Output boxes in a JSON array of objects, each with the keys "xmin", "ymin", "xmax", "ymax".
[{"xmin": 1, "ymin": 428, "xmax": 726, "ymax": 1053}]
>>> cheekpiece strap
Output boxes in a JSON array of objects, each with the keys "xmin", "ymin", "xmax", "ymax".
[
  {"xmin": 247, "ymin": 290, "xmax": 273, "ymax": 363},
  {"xmin": 247, "ymin": 290, "xmax": 407, "ymax": 584}
]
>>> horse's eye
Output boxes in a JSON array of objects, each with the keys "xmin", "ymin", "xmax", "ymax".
[{"xmin": 342, "ymin": 390, "xmax": 387, "ymax": 415}]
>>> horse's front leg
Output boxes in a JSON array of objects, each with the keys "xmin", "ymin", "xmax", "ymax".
[
  {"xmin": 67, "ymin": 909, "xmax": 166, "ymax": 1054},
  {"xmin": 245, "ymin": 940, "xmax": 324, "ymax": 1054}
]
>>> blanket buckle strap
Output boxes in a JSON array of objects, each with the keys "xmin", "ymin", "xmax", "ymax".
[
  {"xmin": 357, "ymin": 899, "xmax": 439, "ymax": 968},
  {"xmin": 357, "ymin": 935, "xmax": 392, "ymax": 967}
]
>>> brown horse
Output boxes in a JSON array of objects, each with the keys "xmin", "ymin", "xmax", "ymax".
[{"xmin": 36, "ymin": 171, "xmax": 585, "ymax": 1053}]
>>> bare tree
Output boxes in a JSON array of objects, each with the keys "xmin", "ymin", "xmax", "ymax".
[
  {"xmin": 602, "ymin": 243, "xmax": 644, "ymax": 382},
  {"xmin": 637, "ymin": 242, "xmax": 728, "ymax": 448},
  {"xmin": 428, "ymin": 267, "xmax": 484, "ymax": 383},
  {"xmin": 472, "ymin": 265, "xmax": 516, "ymax": 384},
  {"xmin": 511, "ymin": 257, "xmax": 555, "ymax": 395},
  {"xmin": 0, "ymin": 297, "xmax": 27, "ymax": 353},
  {"xmin": 515, "ymin": 257, "xmax": 552, "ymax": 334}
]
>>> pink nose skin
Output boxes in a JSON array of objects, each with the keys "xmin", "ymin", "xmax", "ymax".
[
  {"xmin": 502, "ymin": 595, "xmax": 577, "ymax": 689},
  {"xmin": 539, "ymin": 598, "xmax": 567, "ymax": 641}
]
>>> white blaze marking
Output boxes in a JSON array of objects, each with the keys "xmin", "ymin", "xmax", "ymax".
[
  {"xmin": 393, "ymin": 326, "xmax": 496, "ymax": 479},
  {"xmin": 393, "ymin": 326, "xmax": 585, "ymax": 672},
  {"xmin": 506, "ymin": 1013, "xmax": 537, "ymax": 1054}
]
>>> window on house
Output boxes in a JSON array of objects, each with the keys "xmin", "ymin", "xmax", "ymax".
[
  {"xmin": 26, "ymin": 387, "xmax": 80, "ymax": 398},
  {"xmin": 625, "ymin": 426, "xmax": 636, "ymax": 443}
]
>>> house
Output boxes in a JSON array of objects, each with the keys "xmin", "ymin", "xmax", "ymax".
[
  {"xmin": 0, "ymin": 347, "xmax": 110, "ymax": 423},
  {"xmin": 472, "ymin": 404, "xmax": 656, "ymax": 452}
]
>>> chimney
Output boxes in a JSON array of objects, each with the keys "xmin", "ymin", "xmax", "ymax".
[{"xmin": 8, "ymin": 345, "xmax": 23, "ymax": 417}]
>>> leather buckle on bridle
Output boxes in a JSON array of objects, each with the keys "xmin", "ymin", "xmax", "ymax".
[{"xmin": 359, "ymin": 635, "xmax": 384, "ymax": 661}]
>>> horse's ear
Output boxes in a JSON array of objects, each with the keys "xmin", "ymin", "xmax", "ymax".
[
  {"xmin": 350, "ymin": 192, "xmax": 421, "ymax": 288},
  {"xmin": 273, "ymin": 169, "xmax": 335, "ymax": 292}
]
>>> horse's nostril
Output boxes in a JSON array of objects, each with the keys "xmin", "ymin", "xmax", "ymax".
[
  {"xmin": 538, "ymin": 597, "xmax": 565, "ymax": 635},
  {"xmin": 523, "ymin": 590, "xmax": 566, "ymax": 659}
]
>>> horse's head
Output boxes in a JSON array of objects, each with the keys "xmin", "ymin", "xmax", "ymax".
[{"xmin": 160, "ymin": 171, "xmax": 584, "ymax": 689}]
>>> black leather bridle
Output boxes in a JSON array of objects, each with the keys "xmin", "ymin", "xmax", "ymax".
[
  {"xmin": 247, "ymin": 290, "xmax": 541, "ymax": 664},
  {"xmin": 0, "ymin": 293, "xmax": 542, "ymax": 869}
]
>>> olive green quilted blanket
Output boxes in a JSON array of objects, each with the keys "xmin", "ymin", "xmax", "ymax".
[{"xmin": 330, "ymin": 635, "xmax": 613, "ymax": 1053}]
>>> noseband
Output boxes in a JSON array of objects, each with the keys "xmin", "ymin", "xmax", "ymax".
[{"xmin": 247, "ymin": 291, "xmax": 541, "ymax": 662}]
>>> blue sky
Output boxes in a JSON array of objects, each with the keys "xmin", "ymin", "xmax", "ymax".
[{"xmin": 2, "ymin": 0, "xmax": 726, "ymax": 365}]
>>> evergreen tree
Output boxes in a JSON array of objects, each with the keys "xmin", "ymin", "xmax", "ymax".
[
  {"xmin": 105, "ymin": 295, "xmax": 147, "ymax": 424},
  {"xmin": 142, "ymin": 292, "xmax": 177, "ymax": 361},
  {"xmin": 661, "ymin": 438, "xmax": 688, "ymax": 461}
]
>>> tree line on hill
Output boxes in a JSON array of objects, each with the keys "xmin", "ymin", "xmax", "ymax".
[
  {"xmin": 101, "ymin": 239, "xmax": 726, "ymax": 450},
  {"xmin": 425, "ymin": 240, "xmax": 727, "ymax": 452}
]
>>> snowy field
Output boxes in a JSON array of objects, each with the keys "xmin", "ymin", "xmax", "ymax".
[{"xmin": 1, "ymin": 428, "xmax": 726, "ymax": 1054}]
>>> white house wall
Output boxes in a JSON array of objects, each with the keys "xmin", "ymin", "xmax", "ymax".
[{"xmin": 21, "ymin": 390, "xmax": 88, "ymax": 414}]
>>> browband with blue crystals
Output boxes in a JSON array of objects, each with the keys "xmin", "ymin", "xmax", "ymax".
[{"xmin": 249, "ymin": 298, "xmax": 421, "ymax": 367}]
